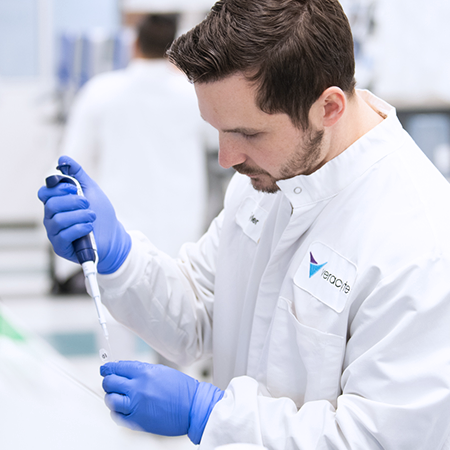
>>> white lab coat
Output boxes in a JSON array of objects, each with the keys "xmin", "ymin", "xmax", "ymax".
[
  {"xmin": 61, "ymin": 58, "xmax": 209, "ymax": 258},
  {"xmin": 99, "ymin": 91, "xmax": 450, "ymax": 449}
]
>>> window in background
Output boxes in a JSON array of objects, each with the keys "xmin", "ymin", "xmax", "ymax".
[{"xmin": 0, "ymin": 0, "xmax": 39, "ymax": 77}]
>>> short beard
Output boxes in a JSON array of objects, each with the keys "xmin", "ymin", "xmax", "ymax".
[
  {"xmin": 233, "ymin": 127, "xmax": 325, "ymax": 194},
  {"xmin": 232, "ymin": 163, "xmax": 280, "ymax": 194},
  {"xmin": 279, "ymin": 128, "xmax": 325, "ymax": 179}
]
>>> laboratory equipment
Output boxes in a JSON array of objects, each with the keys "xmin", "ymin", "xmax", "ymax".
[
  {"xmin": 45, "ymin": 164, "xmax": 111, "ymax": 348},
  {"xmin": 99, "ymin": 348, "xmax": 111, "ymax": 363}
]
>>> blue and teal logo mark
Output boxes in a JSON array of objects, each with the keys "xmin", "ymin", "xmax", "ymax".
[{"xmin": 309, "ymin": 252, "xmax": 327, "ymax": 278}]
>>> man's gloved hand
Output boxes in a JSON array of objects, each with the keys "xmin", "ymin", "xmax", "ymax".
[
  {"xmin": 100, "ymin": 361, "xmax": 224, "ymax": 444},
  {"xmin": 37, "ymin": 155, "xmax": 131, "ymax": 274}
]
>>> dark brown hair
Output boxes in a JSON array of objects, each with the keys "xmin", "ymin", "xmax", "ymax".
[
  {"xmin": 137, "ymin": 13, "xmax": 179, "ymax": 59},
  {"xmin": 167, "ymin": 0, "xmax": 356, "ymax": 128}
]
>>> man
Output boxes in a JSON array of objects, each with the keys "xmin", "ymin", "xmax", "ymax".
[
  {"xmin": 38, "ymin": 0, "xmax": 450, "ymax": 448},
  {"xmin": 53, "ymin": 13, "xmax": 209, "ymax": 293}
]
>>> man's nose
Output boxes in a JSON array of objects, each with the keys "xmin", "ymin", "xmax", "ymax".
[{"xmin": 218, "ymin": 135, "xmax": 246, "ymax": 169}]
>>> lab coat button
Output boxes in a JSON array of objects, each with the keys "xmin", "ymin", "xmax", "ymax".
[{"xmin": 294, "ymin": 187, "xmax": 302, "ymax": 194}]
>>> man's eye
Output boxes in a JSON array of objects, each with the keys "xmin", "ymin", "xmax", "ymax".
[{"xmin": 242, "ymin": 133, "xmax": 259, "ymax": 140}]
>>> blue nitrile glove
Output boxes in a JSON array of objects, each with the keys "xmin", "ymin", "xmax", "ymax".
[
  {"xmin": 101, "ymin": 361, "xmax": 224, "ymax": 444},
  {"xmin": 37, "ymin": 155, "xmax": 131, "ymax": 274}
]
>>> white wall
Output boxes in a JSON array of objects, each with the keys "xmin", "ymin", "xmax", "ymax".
[
  {"xmin": 0, "ymin": 0, "xmax": 120, "ymax": 224},
  {"xmin": 53, "ymin": 0, "xmax": 120, "ymax": 33},
  {"xmin": 123, "ymin": 0, "xmax": 215, "ymax": 13},
  {"xmin": 0, "ymin": 81, "xmax": 60, "ymax": 223},
  {"xmin": 372, "ymin": 0, "xmax": 450, "ymax": 108}
]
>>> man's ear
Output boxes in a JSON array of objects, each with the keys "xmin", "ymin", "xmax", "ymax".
[{"xmin": 312, "ymin": 87, "xmax": 346, "ymax": 128}]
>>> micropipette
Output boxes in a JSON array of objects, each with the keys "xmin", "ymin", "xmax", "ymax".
[{"xmin": 46, "ymin": 164, "xmax": 111, "ymax": 347}]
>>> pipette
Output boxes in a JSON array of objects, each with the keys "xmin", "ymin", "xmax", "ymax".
[{"xmin": 46, "ymin": 164, "xmax": 110, "ymax": 345}]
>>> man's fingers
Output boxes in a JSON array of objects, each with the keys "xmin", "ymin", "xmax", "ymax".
[{"xmin": 104, "ymin": 392, "xmax": 132, "ymax": 415}]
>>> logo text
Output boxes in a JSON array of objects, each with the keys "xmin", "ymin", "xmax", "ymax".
[{"xmin": 321, "ymin": 269, "xmax": 351, "ymax": 294}]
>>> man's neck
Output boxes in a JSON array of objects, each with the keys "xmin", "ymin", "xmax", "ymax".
[{"xmin": 329, "ymin": 91, "xmax": 385, "ymax": 159}]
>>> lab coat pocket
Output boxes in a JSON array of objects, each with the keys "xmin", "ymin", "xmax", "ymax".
[
  {"xmin": 259, "ymin": 297, "xmax": 345, "ymax": 408},
  {"xmin": 235, "ymin": 197, "xmax": 269, "ymax": 243}
]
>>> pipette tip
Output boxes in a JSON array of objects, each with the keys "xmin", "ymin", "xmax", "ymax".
[{"xmin": 101, "ymin": 323, "xmax": 109, "ymax": 340}]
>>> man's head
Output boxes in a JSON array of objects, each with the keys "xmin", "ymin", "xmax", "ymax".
[
  {"xmin": 135, "ymin": 13, "xmax": 179, "ymax": 59},
  {"xmin": 194, "ymin": 73, "xmax": 341, "ymax": 193},
  {"xmin": 167, "ymin": 0, "xmax": 356, "ymax": 129}
]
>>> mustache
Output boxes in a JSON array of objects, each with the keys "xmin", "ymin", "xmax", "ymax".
[{"xmin": 233, "ymin": 162, "xmax": 271, "ymax": 177}]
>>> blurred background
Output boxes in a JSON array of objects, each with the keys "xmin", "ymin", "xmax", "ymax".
[{"xmin": 1, "ymin": 0, "xmax": 450, "ymax": 449}]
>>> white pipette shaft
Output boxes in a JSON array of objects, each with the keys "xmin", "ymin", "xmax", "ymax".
[{"xmin": 81, "ymin": 260, "xmax": 109, "ymax": 340}]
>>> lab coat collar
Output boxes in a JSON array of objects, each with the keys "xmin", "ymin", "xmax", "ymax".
[{"xmin": 277, "ymin": 90, "xmax": 406, "ymax": 209}]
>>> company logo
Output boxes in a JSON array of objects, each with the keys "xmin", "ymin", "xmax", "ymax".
[
  {"xmin": 309, "ymin": 252, "xmax": 327, "ymax": 278},
  {"xmin": 309, "ymin": 252, "xmax": 352, "ymax": 294}
]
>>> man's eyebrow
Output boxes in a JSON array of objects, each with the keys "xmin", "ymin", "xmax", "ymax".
[
  {"xmin": 199, "ymin": 115, "xmax": 261, "ymax": 135},
  {"xmin": 223, "ymin": 126, "xmax": 261, "ymax": 134}
]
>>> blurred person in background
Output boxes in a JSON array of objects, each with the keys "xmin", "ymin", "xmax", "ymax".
[{"xmin": 52, "ymin": 13, "xmax": 211, "ymax": 294}]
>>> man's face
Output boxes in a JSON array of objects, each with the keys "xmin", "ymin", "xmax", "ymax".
[{"xmin": 195, "ymin": 74, "xmax": 326, "ymax": 194}]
